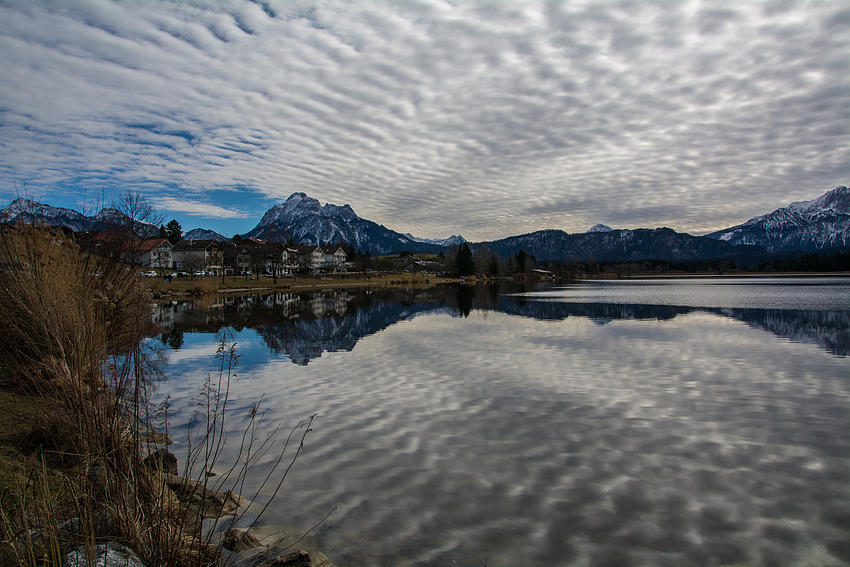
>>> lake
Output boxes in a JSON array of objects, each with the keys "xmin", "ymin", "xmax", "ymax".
[{"xmin": 149, "ymin": 277, "xmax": 850, "ymax": 567}]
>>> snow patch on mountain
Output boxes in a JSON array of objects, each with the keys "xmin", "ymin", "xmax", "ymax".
[
  {"xmin": 707, "ymin": 185, "xmax": 849, "ymax": 252},
  {"xmin": 587, "ymin": 224, "xmax": 614, "ymax": 233},
  {"xmin": 2, "ymin": 198, "xmax": 88, "ymax": 230},
  {"xmin": 245, "ymin": 192, "xmax": 459, "ymax": 254},
  {"xmin": 185, "ymin": 228, "xmax": 227, "ymax": 242},
  {"xmin": 401, "ymin": 233, "xmax": 467, "ymax": 247},
  {"xmin": 1, "ymin": 198, "xmax": 159, "ymax": 235}
]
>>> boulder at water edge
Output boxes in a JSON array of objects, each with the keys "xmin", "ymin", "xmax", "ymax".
[{"xmin": 63, "ymin": 542, "xmax": 145, "ymax": 567}]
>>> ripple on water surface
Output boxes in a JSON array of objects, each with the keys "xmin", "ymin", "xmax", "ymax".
[{"xmin": 156, "ymin": 286, "xmax": 850, "ymax": 567}]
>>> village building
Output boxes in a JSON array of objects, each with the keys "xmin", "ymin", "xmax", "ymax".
[
  {"xmin": 171, "ymin": 239, "xmax": 224, "ymax": 274},
  {"xmin": 222, "ymin": 245, "xmax": 255, "ymax": 276},
  {"xmin": 216, "ymin": 241, "xmax": 350, "ymax": 277},
  {"xmin": 130, "ymin": 238, "xmax": 173, "ymax": 270},
  {"xmin": 290, "ymin": 245, "xmax": 348, "ymax": 275}
]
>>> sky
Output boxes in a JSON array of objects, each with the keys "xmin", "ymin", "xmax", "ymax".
[{"xmin": 0, "ymin": 0, "xmax": 847, "ymax": 241}]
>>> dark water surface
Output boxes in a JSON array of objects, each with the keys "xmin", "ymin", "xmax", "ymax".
[{"xmin": 151, "ymin": 278, "xmax": 850, "ymax": 566}]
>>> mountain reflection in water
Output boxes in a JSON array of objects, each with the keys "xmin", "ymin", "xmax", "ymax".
[
  {"xmin": 153, "ymin": 282, "xmax": 850, "ymax": 360},
  {"xmin": 152, "ymin": 279, "xmax": 849, "ymax": 566}
]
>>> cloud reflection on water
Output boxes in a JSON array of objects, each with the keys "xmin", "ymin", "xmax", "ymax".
[
  {"xmin": 152, "ymin": 280, "xmax": 850, "ymax": 566},
  {"xmin": 154, "ymin": 280, "xmax": 850, "ymax": 360}
]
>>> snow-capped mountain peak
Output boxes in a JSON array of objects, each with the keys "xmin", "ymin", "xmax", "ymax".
[
  {"xmin": 707, "ymin": 185, "xmax": 849, "ymax": 252},
  {"xmin": 185, "ymin": 228, "xmax": 227, "ymax": 242},
  {"xmin": 587, "ymin": 224, "xmax": 614, "ymax": 233},
  {"xmin": 1, "ymin": 197, "xmax": 162, "ymax": 236},
  {"xmin": 322, "ymin": 203, "xmax": 358, "ymax": 222},
  {"xmin": 788, "ymin": 185, "xmax": 849, "ymax": 215},
  {"xmin": 401, "ymin": 233, "xmax": 467, "ymax": 247},
  {"xmin": 2, "ymin": 198, "xmax": 89, "ymax": 230},
  {"xmin": 245, "ymin": 192, "xmax": 461, "ymax": 254},
  {"xmin": 4, "ymin": 197, "xmax": 82, "ymax": 219}
]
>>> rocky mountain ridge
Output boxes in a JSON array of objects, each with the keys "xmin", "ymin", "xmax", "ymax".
[
  {"xmin": 705, "ymin": 185, "xmax": 849, "ymax": 252},
  {"xmin": 401, "ymin": 233, "xmax": 467, "ymax": 247},
  {"xmin": 184, "ymin": 228, "xmax": 227, "ymax": 242},
  {"xmin": 243, "ymin": 192, "xmax": 458, "ymax": 255},
  {"xmin": 1, "ymin": 197, "xmax": 159, "ymax": 236},
  {"xmin": 481, "ymin": 227, "xmax": 767, "ymax": 263}
]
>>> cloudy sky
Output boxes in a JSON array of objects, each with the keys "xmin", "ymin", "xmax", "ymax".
[{"xmin": 1, "ymin": 0, "xmax": 847, "ymax": 241}]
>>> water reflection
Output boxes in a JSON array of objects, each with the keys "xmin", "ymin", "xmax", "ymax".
[
  {"xmin": 154, "ymin": 281, "xmax": 850, "ymax": 359},
  {"xmin": 152, "ymin": 280, "xmax": 850, "ymax": 566}
]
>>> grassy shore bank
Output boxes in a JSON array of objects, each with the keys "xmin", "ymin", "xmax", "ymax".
[
  {"xmin": 146, "ymin": 270, "xmax": 850, "ymax": 300},
  {"xmin": 147, "ymin": 273, "xmax": 463, "ymax": 298}
]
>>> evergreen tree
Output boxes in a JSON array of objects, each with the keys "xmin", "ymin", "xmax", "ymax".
[
  {"xmin": 165, "ymin": 219, "xmax": 182, "ymax": 245},
  {"xmin": 455, "ymin": 243, "xmax": 475, "ymax": 277},
  {"xmin": 516, "ymin": 249, "xmax": 528, "ymax": 273},
  {"xmin": 489, "ymin": 253, "xmax": 501, "ymax": 276}
]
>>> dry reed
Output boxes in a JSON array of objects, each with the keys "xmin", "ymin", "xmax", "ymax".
[
  {"xmin": 0, "ymin": 222, "xmax": 203, "ymax": 566},
  {"xmin": 0, "ymin": 220, "xmax": 323, "ymax": 566}
]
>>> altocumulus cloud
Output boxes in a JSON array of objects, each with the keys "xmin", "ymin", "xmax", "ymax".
[
  {"xmin": 0, "ymin": 0, "xmax": 847, "ymax": 240},
  {"xmin": 150, "ymin": 196, "xmax": 251, "ymax": 220}
]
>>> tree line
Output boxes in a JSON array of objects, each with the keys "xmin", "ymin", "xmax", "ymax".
[{"xmin": 157, "ymin": 217, "xmax": 849, "ymax": 278}]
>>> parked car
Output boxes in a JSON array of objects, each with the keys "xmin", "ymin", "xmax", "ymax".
[
  {"xmin": 143, "ymin": 271, "xmax": 158, "ymax": 278},
  {"xmin": 192, "ymin": 271, "xmax": 206, "ymax": 277}
]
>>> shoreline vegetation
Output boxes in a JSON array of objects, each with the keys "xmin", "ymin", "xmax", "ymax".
[
  {"xmin": 147, "ymin": 269, "xmax": 850, "ymax": 300},
  {"xmin": 0, "ymin": 223, "xmax": 335, "ymax": 567},
  {"xmin": 147, "ymin": 247, "xmax": 850, "ymax": 299},
  {"xmin": 148, "ymin": 273, "xmax": 464, "ymax": 299}
]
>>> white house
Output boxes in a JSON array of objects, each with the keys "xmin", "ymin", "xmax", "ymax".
[{"xmin": 123, "ymin": 238, "xmax": 173, "ymax": 270}]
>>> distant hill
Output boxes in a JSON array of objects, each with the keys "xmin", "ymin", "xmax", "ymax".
[
  {"xmin": 706, "ymin": 185, "xmax": 849, "ymax": 252},
  {"xmin": 480, "ymin": 227, "xmax": 766, "ymax": 262},
  {"xmin": 401, "ymin": 233, "xmax": 467, "ymax": 247},
  {"xmin": 184, "ymin": 228, "xmax": 227, "ymax": 242}
]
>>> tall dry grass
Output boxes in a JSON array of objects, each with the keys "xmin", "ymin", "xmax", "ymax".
[
  {"xmin": 189, "ymin": 278, "xmax": 219, "ymax": 295},
  {"xmin": 0, "ymin": 222, "xmax": 324, "ymax": 566},
  {"xmin": 0, "ymin": 223, "xmax": 199, "ymax": 566}
]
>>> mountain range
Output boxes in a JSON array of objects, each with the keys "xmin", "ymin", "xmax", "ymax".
[
  {"xmin": 481, "ymin": 186, "xmax": 848, "ymax": 262},
  {"xmin": 706, "ymin": 185, "xmax": 850, "ymax": 252},
  {"xmin": 481, "ymin": 227, "xmax": 767, "ymax": 263},
  {"xmin": 0, "ymin": 198, "xmax": 161, "ymax": 237},
  {"xmin": 2, "ymin": 185, "xmax": 847, "ymax": 262}
]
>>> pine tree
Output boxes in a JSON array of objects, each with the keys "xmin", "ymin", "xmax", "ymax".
[
  {"xmin": 455, "ymin": 243, "xmax": 475, "ymax": 277},
  {"xmin": 489, "ymin": 253, "xmax": 500, "ymax": 276},
  {"xmin": 516, "ymin": 249, "xmax": 528, "ymax": 273},
  {"xmin": 165, "ymin": 219, "xmax": 182, "ymax": 245}
]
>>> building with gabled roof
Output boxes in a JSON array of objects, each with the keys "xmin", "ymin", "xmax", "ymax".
[
  {"xmin": 130, "ymin": 238, "xmax": 173, "ymax": 269},
  {"xmin": 172, "ymin": 239, "xmax": 224, "ymax": 274}
]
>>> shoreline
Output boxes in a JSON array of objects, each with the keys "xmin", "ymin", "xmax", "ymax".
[
  {"xmin": 148, "ymin": 273, "xmax": 464, "ymax": 299},
  {"xmin": 147, "ymin": 271, "xmax": 850, "ymax": 299},
  {"xmin": 583, "ymin": 271, "xmax": 850, "ymax": 280}
]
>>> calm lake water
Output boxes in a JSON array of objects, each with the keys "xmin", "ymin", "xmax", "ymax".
[{"xmin": 150, "ymin": 277, "xmax": 850, "ymax": 567}]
